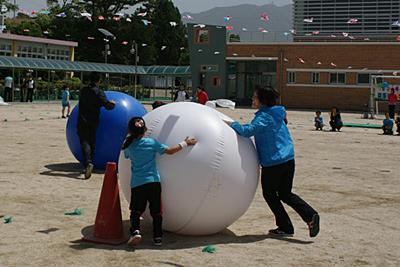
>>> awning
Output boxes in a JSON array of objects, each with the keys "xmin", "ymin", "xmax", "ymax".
[
  {"xmin": 0, "ymin": 56, "xmax": 147, "ymax": 74},
  {"xmin": 144, "ymin": 65, "xmax": 191, "ymax": 76}
]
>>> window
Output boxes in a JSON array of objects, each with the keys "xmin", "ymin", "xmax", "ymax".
[
  {"xmin": 17, "ymin": 44, "xmax": 44, "ymax": 58},
  {"xmin": 311, "ymin": 72, "xmax": 320, "ymax": 84},
  {"xmin": 47, "ymin": 47, "xmax": 70, "ymax": 60},
  {"xmin": 288, "ymin": 71, "xmax": 296, "ymax": 84},
  {"xmin": 212, "ymin": 76, "xmax": 221, "ymax": 87},
  {"xmin": 357, "ymin": 73, "xmax": 371, "ymax": 84},
  {"xmin": 0, "ymin": 42, "xmax": 11, "ymax": 56},
  {"xmin": 195, "ymin": 29, "xmax": 209, "ymax": 44},
  {"xmin": 330, "ymin": 72, "xmax": 346, "ymax": 84}
]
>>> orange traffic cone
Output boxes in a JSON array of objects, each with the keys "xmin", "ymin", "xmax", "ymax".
[{"xmin": 82, "ymin": 162, "xmax": 128, "ymax": 245}]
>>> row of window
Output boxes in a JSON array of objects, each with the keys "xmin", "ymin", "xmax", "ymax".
[
  {"xmin": 287, "ymin": 72, "xmax": 371, "ymax": 85},
  {"xmin": 16, "ymin": 45, "xmax": 70, "ymax": 60},
  {"xmin": 0, "ymin": 42, "xmax": 71, "ymax": 60}
]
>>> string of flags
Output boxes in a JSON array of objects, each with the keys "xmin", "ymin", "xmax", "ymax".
[
  {"xmin": 13, "ymin": 7, "xmax": 400, "ymax": 43},
  {"xmin": 278, "ymin": 58, "xmax": 398, "ymax": 76}
]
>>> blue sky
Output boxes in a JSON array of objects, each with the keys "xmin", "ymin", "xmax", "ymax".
[{"xmin": 15, "ymin": 0, "xmax": 292, "ymax": 13}]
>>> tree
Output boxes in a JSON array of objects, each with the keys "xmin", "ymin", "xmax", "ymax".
[
  {"xmin": 143, "ymin": 0, "xmax": 187, "ymax": 65},
  {"xmin": 229, "ymin": 34, "xmax": 241, "ymax": 42},
  {"xmin": 0, "ymin": 0, "xmax": 18, "ymax": 15}
]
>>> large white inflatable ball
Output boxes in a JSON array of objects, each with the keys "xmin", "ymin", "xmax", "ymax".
[{"xmin": 118, "ymin": 102, "xmax": 259, "ymax": 235}]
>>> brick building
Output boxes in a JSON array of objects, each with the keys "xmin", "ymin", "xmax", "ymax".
[{"xmin": 227, "ymin": 42, "xmax": 400, "ymax": 110}]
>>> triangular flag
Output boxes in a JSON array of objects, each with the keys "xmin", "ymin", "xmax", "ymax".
[
  {"xmin": 260, "ymin": 12, "xmax": 269, "ymax": 21},
  {"xmin": 304, "ymin": 17, "xmax": 313, "ymax": 23},
  {"xmin": 347, "ymin": 18, "xmax": 358, "ymax": 24}
]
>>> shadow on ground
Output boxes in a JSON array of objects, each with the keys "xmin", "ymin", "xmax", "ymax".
[
  {"xmin": 40, "ymin": 162, "xmax": 84, "ymax": 180},
  {"xmin": 69, "ymin": 220, "xmax": 313, "ymax": 252}
]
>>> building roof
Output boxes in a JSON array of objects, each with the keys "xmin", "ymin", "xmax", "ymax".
[
  {"xmin": 0, "ymin": 56, "xmax": 191, "ymax": 76},
  {"xmin": 0, "ymin": 56, "xmax": 146, "ymax": 74},
  {"xmin": 0, "ymin": 33, "xmax": 78, "ymax": 47}
]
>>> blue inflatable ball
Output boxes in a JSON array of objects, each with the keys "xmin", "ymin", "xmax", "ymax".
[{"xmin": 66, "ymin": 91, "xmax": 147, "ymax": 170}]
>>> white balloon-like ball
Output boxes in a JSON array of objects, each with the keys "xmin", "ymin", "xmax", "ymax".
[{"xmin": 118, "ymin": 102, "xmax": 259, "ymax": 235}]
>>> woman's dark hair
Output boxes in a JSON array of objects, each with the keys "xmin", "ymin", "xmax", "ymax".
[
  {"xmin": 122, "ymin": 117, "xmax": 147, "ymax": 150},
  {"xmin": 254, "ymin": 85, "xmax": 279, "ymax": 107}
]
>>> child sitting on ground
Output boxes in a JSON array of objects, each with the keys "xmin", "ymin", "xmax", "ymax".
[
  {"xmin": 382, "ymin": 112, "xmax": 394, "ymax": 135},
  {"xmin": 122, "ymin": 117, "xmax": 196, "ymax": 247},
  {"xmin": 329, "ymin": 106, "xmax": 343, "ymax": 132},
  {"xmin": 314, "ymin": 110, "xmax": 324, "ymax": 130}
]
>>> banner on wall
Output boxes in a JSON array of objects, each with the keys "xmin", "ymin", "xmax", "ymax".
[{"xmin": 374, "ymin": 82, "xmax": 400, "ymax": 101}]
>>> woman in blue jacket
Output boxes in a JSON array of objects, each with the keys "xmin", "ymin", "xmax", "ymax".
[{"xmin": 226, "ymin": 86, "xmax": 319, "ymax": 237}]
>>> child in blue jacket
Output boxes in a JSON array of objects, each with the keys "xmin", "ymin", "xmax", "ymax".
[{"xmin": 225, "ymin": 86, "xmax": 319, "ymax": 237}]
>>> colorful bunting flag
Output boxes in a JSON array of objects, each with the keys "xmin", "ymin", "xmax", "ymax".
[
  {"xmin": 224, "ymin": 16, "xmax": 232, "ymax": 22},
  {"xmin": 347, "ymin": 18, "xmax": 358, "ymax": 24},
  {"xmin": 303, "ymin": 17, "xmax": 313, "ymax": 23},
  {"xmin": 260, "ymin": 12, "xmax": 269, "ymax": 21}
]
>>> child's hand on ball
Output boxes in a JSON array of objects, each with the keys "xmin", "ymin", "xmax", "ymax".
[{"xmin": 185, "ymin": 137, "xmax": 197, "ymax": 146}]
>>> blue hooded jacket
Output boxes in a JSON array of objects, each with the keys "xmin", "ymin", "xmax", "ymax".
[{"xmin": 231, "ymin": 106, "xmax": 294, "ymax": 167}]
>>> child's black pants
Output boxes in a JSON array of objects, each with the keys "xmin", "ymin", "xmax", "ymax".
[{"xmin": 130, "ymin": 182, "xmax": 162, "ymax": 238}]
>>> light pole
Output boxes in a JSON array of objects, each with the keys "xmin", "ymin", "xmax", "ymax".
[
  {"xmin": 130, "ymin": 41, "xmax": 138, "ymax": 98},
  {"xmin": 98, "ymin": 28, "xmax": 115, "ymax": 86},
  {"xmin": 104, "ymin": 39, "xmax": 110, "ymax": 64}
]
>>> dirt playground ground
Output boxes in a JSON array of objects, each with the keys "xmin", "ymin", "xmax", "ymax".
[{"xmin": 0, "ymin": 102, "xmax": 399, "ymax": 267}]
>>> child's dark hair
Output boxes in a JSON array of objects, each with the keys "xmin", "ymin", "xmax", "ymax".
[
  {"xmin": 316, "ymin": 110, "xmax": 321, "ymax": 115},
  {"xmin": 254, "ymin": 85, "xmax": 279, "ymax": 107},
  {"xmin": 122, "ymin": 117, "xmax": 147, "ymax": 150},
  {"xmin": 331, "ymin": 106, "xmax": 339, "ymax": 113}
]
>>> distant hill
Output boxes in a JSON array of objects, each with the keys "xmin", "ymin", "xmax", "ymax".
[{"xmin": 182, "ymin": 3, "xmax": 293, "ymax": 42}]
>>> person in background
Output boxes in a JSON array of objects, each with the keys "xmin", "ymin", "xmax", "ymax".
[
  {"xmin": 77, "ymin": 72, "xmax": 116, "ymax": 179},
  {"xmin": 174, "ymin": 85, "xmax": 189, "ymax": 102},
  {"xmin": 388, "ymin": 88, "xmax": 397, "ymax": 119},
  {"xmin": 3, "ymin": 74, "xmax": 13, "ymax": 102},
  {"xmin": 382, "ymin": 112, "xmax": 394, "ymax": 135},
  {"xmin": 225, "ymin": 86, "xmax": 320, "ymax": 238},
  {"xmin": 122, "ymin": 117, "xmax": 197, "ymax": 246},
  {"xmin": 394, "ymin": 112, "xmax": 400, "ymax": 135},
  {"xmin": 151, "ymin": 100, "xmax": 166, "ymax": 110},
  {"xmin": 196, "ymin": 86, "xmax": 209, "ymax": 105},
  {"xmin": 329, "ymin": 106, "xmax": 343, "ymax": 132},
  {"xmin": 314, "ymin": 110, "xmax": 324, "ymax": 131},
  {"xmin": 61, "ymin": 85, "xmax": 71, "ymax": 118},
  {"xmin": 20, "ymin": 77, "xmax": 26, "ymax": 102},
  {"xmin": 26, "ymin": 76, "xmax": 34, "ymax": 102}
]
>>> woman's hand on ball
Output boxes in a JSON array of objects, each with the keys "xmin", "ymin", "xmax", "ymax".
[{"xmin": 185, "ymin": 137, "xmax": 197, "ymax": 146}]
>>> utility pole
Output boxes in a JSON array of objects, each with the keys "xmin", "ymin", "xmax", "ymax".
[{"xmin": 131, "ymin": 41, "xmax": 138, "ymax": 98}]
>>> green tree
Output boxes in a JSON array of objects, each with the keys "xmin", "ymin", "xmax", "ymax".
[
  {"xmin": 144, "ymin": 0, "xmax": 187, "ymax": 65},
  {"xmin": 229, "ymin": 34, "xmax": 241, "ymax": 42}
]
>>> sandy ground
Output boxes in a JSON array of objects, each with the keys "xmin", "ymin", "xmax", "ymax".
[{"xmin": 0, "ymin": 102, "xmax": 399, "ymax": 267}]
